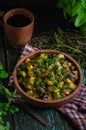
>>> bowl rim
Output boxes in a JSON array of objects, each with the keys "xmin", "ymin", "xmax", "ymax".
[{"xmin": 13, "ymin": 49, "xmax": 82, "ymax": 105}]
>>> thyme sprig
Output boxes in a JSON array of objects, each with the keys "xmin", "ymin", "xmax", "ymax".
[
  {"xmin": 54, "ymin": 32, "xmax": 86, "ymax": 57},
  {"xmin": 54, "ymin": 28, "xmax": 86, "ymax": 68}
]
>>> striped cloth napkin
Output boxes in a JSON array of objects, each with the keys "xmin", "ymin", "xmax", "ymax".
[{"xmin": 8, "ymin": 44, "xmax": 86, "ymax": 130}]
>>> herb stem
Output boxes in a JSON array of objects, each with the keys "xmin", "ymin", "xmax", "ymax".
[
  {"xmin": 54, "ymin": 33, "xmax": 86, "ymax": 57},
  {"xmin": 60, "ymin": 42, "xmax": 86, "ymax": 56}
]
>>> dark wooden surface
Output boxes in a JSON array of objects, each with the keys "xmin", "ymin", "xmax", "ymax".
[
  {"xmin": 0, "ymin": 28, "xmax": 82, "ymax": 130},
  {"xmin": 0, "ymin": 2, "xmax": 85, "ymax": 130}
]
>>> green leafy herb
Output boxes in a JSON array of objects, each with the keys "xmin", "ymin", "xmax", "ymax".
[
  {"xmin": 0, "ymin": 64, "xmax": 8, "ymax": 78},
  {"xmin": 32, "ymin": 68, "xmax": 41, "ymax": 76},
  {"xmin": 0, "ymin": 63, "xmax": 19, "ymax": 130},
  {"xmin": 57, "ymin": 0, "xmax": 86, "ymax": 34}
]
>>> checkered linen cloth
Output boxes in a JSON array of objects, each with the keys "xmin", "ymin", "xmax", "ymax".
[
  {"xmin": 56, "ymin": 84, "xmax": 86, "ymax": 130},
  {"xmin": 8, "ymin": 44, "xmax": 86, "ymax": 130}
]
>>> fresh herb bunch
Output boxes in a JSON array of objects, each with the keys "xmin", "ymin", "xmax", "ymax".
[
  {"xmin": 54, "ymin": 28, "xmax": 86, "ymax": 68},
  {"xmin": 57, "ymin": 0, "xmax": 86, "ymax": 34},
  {"xmin": 0, "ymin": 63, "xmax": 19, "ymax": 130}
]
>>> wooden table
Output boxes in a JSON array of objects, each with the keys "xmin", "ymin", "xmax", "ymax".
[{"xmin": 0, "ymin": 26, "xmax": 86, "ymax": 130}]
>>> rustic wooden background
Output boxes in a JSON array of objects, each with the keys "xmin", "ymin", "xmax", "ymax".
[
  {"xmin": 0, "ymin": 1, "xmax": 83, "ymax": 130},
  {"xmin": 0, "ymin": 0, "xmax": 68, "ymax": 33}
]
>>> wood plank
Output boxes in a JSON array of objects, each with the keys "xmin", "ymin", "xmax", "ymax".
[
  {"xmin": 13, "ymin": 106, "xmax": 77, "ymax": 130},
  {"xmin": 2, "ymin": 32, "xmax": 22, "ymax": 75},
  {"xmin": 1, "ymin": 0, "xmax": 57, "ymax": 10},
  {"xmin": 0, "ymin": 28, "xmax": 6, "ymax": 66}
]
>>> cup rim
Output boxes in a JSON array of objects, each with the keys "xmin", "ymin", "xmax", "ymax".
[{"xmin": 4, "ymin": 8, "xmax": 34, "ymax": 29}]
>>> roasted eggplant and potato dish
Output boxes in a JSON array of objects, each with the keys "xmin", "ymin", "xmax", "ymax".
[{"xmin": 17, "ymin": 53, "xmax": 78, "ymax": 101}]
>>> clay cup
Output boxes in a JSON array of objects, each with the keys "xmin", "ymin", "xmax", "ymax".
[{"xmin": 0, "ymin": 8, "xmax": 34, "ymax": 48}]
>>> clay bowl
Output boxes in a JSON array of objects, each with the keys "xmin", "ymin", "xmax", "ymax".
[{"xmin": 13, "ymin": 50, "xmax": 82, "ymax": 108}]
